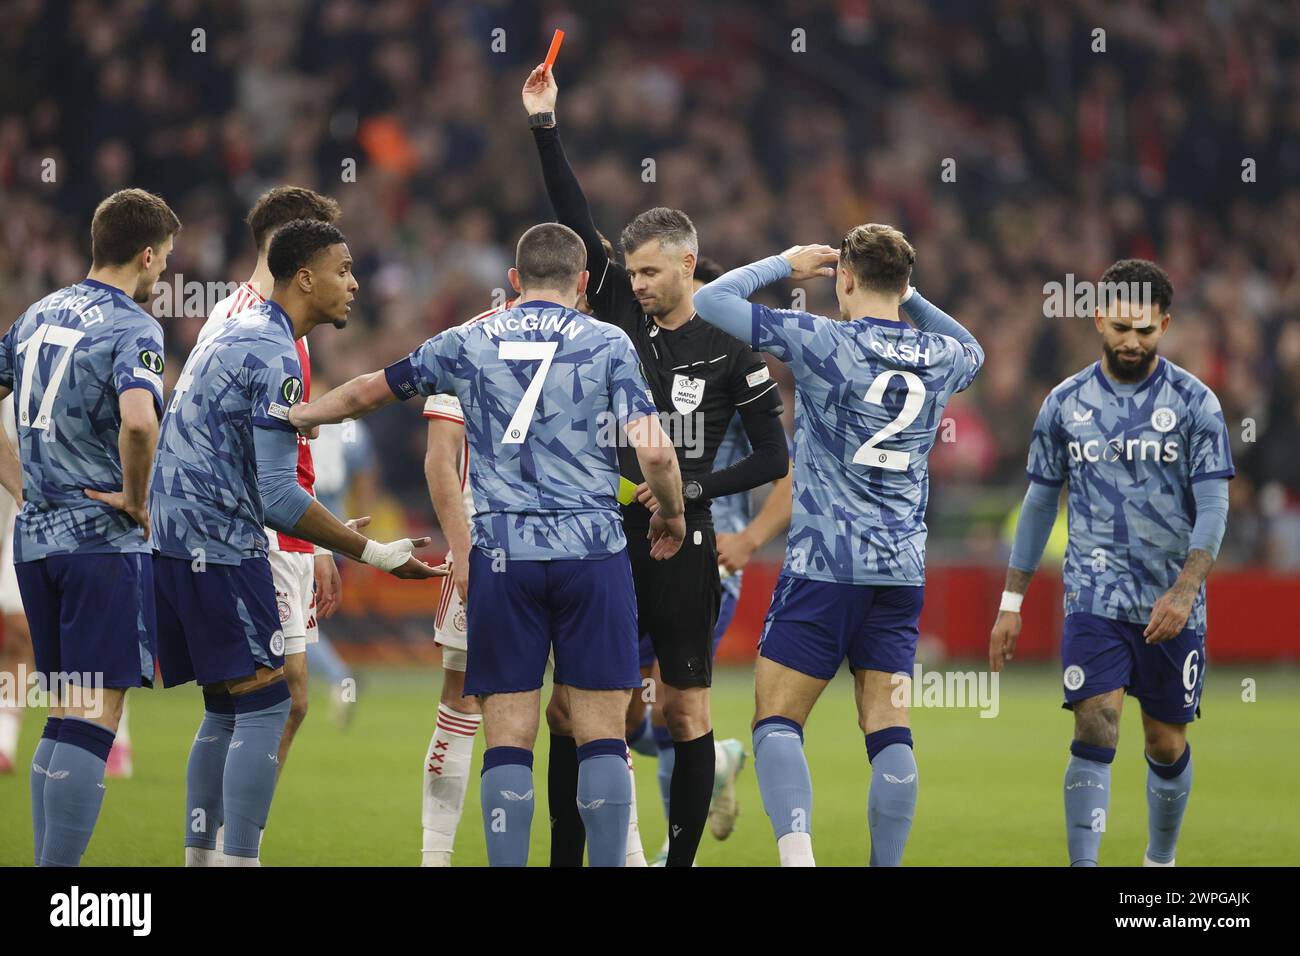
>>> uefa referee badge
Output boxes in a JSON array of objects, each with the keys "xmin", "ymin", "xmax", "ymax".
[{"xmin": 671, "ymin": 374, "xmax": 705, "ymax": 414}]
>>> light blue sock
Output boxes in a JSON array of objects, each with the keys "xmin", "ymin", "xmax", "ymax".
[
  {"xmin": 866, "ymin": 728, "xmax": 918, "ymax": 867},
  {"xmin": 1065, "ymin": 741, "xmax": 1114, "ymax": 866},
  {"xmin": 185, "ymin": 690, "xmax": 236, "ymax": 850},
  {"xmin": 577, "ymin": 739, "xmax": 632, "ymax": 866},
  {"xmin": 627, "ymin": 709, "xmax": 657, "ymax": 759},
  {"xmin": 40, "ymin": 717, "xmax": 116, "ymax": 866},
  {"xmin": 31, "ymin": 717, "xmax": 63, "ymax": 865},
  {"xmin": 306, "ymin": 633, "xmax": 350, "ymax": 687},
  {"xmin": 1145, "ymin": 743, "xmax": 1193, "ymax": 864},
  {"xmin": 753, "ymin": 716, "xmax": 812, "ymax": 838},
  {"xmin": 654, "ymin": 725, "xmax": 674, "ymax": 821},
  {"xmin": 481, "ymin": 746, "xmax": 534, "ymax": 867},
  {"xmin": 222, "ymin": 682, "xmax": 291, "ymax": 860}
]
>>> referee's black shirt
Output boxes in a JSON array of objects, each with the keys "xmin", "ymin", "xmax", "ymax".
[{"xmin": 532, "ymin": 124, "xmax": 788, "ymax": 527}]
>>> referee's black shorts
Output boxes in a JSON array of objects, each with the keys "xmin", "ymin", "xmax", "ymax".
[{"xmin": 625, "ymin": 520, "xmax": 721, "ymax": 689}]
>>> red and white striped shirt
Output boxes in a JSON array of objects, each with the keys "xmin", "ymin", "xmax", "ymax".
[{"xmin": 200, "ymin": 282, "xmax": 316, "ymax": 554}]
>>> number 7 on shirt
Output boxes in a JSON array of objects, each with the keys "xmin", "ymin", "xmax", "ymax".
[{"xmin": 499, "ymin": 340, "xmax": 558, "ymax": 444}]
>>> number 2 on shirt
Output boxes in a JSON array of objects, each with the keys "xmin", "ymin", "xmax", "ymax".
[
  {"xmin": 851, "ymin": 370, "xmax": 925, "ymax": 471},
  {"xmin": 14, "ymin": 324, "xmax": 86, "ymax": 430},
  {"xmin": 499, "ymin": 340, "xmax": 558, "ymax": 444}
]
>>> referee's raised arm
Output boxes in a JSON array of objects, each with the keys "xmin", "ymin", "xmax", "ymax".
[{"xmin": 522, "ymin": 65, "xmax": 610, "ymax": 284}]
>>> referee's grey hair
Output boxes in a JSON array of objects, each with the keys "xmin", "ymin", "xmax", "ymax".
[{"xmin": 620, "ymin": 207, "xmax": 698, "ymax": 257}]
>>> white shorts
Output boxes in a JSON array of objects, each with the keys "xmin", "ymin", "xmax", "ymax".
[
  {"xmin": 0, "ymin": 509, "xmax": 22, "ymax": 616},
  {"xmin": 269, "ymin": 548, "xmax": 317, "ymax": 655},
  {"xmin": 434, "ymin": 554, "xmax": 467, "ymax": 661}
]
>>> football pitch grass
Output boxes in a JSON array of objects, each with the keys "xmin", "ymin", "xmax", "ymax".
[{"xmin": 2, "ymin": 663, "xmax": 1297, "ymax": 867}]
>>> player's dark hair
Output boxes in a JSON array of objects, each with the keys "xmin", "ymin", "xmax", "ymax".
[
  {"xmin": 90, "ymin": 188, "xmax": 181, "ymax": 268},
  {"xmin": 840, "ymin": 223, "xmax": 915, "ymax": 295},
  {"xmin": 1099, "ymin": 258, "xmax": 1173, "ymax": 313},
  {"xmin": 247, "ymin": 186, "xmax": 341, "ymax": 251},
  {"xmin": 694, "ymin": 256, "xmax": 724, "ymax": 284},
  {"xmin": 267, "ymin": 219, "xmax": 347, "ymax": 282},
  {"xmin": 620, "ymin": 207, "xmax": 698, "ymax": 257},
  {"xmin": 515, "ymin": 222, "xmax": 587, "ymax": 288}
]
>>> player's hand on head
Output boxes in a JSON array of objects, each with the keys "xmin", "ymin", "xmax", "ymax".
[
  {"xmin": 648, "ymin": 511, "xmax": 686, "ymax": 560},
  {"xmin": 522, "ymin": 63, "xmax": 558, "ymax": 114},
  {"xmin": 633, "ymin": 481, "xmax": 660, "ymax": 514},
  {"xmin": 781, "ymin": 244, "xmax": 839, "ymax": 281},
  {"xmin": 989, "ymin": 610, "xmax": 1022, "ymax": 672},
  {"xmin": 84, "ymin": 488, "xmax": 150, "ymax": 541}
]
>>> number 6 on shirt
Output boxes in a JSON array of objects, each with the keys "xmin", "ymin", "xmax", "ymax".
[{"xmin": 499, "ymin": 340, "xmax": 558, "ymax": 444}]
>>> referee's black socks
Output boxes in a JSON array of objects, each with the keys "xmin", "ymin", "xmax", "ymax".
[
  {"xmin": 548, "ymin": 733, "xmax": 585, "ymax": 866},
  {"xmin": 667, "ymin": 730, "xmax": 715, "ymax": 867}
]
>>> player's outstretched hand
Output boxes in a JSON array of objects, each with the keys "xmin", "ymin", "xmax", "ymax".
[
  {"xmin": 1144, "ymin": 587, "xmax": 1193, "ymax": 644},
  {"xmin": 633, "ymin": 481, "xmax": 659, "ymax": 514},
  {"xmin": 345, "ymin": 515, "xmax": 371, "ymax": 532},
  {"xmin": 989, "ymin": 610, "xmax": 1022, "ymax": 672},
  {"xmin": 648, "ymin": 511, "xmax": 686, "ymax": 560},
  {"xmin": 392, "ymin": 554, "xmax": 447, "ymax": 580},
  {"xmin": 522, "ymin": 63, "xmax": 558, "ymax": 115},
  {"xmin": 360, "ymin": 536, "xmax": 446, "ymax": 578},
  {"xmin": 781, "ymin": 244, "xmax": 838, "ymax": 281},
  {"xmin": 84, "ymin": 489, "xmax": 150, "ymax": 541}
]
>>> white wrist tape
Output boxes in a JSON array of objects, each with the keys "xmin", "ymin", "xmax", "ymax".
[
  {"xmin": 361, "ymin": 538, "xmax": 414, "ymax": 572},
  {"xmin": 999, "ymin": 590, "xmax": 1024, "ymax": 614}
]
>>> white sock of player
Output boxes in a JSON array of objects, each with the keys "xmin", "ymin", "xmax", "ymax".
[
  {"xmin": 214, "ymin": 824, "xmax": 226, "ymax": 867},
  {"xmin": 626, "ymin": 748, "xmax": 647, "ymax": 867},
  {"xmin": 0, "ymin": 705, "xmax": 20, "ymax": 761},
  {"xmin": 422, "ymin": 702, "xmax": 482, "ymax": 866},
  {"xmin": 777, "ymin": 832, "xmax": 816, "ymax": 867}
]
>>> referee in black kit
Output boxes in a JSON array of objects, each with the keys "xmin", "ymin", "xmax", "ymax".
[{"xmin": 522, "ymin": 63, "xmax": 788, "ymax": 867}]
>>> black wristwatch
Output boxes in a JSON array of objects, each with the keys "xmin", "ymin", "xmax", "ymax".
[
  {"xmin": 528, "ymin": 111, "xmax": 556, "ymax": 129},
  {"xmin": 683, "ymin": 480, "xmax": 703, "ymax": 502}
]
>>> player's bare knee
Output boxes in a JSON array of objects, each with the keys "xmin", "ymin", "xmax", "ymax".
[
  {"xmin": 1143, "ymin": 722, "xmax": 1186, "ymax": 764},
  {"xmin": 1073, "ymin": 702, "xmax": 1120, "ymax": 749}
]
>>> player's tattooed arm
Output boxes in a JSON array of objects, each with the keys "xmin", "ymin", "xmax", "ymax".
[
  {"xmin": 989, "ymin": 567, "xmax": 1032, "ymax": 673},
  {"xmin": 1004, "ymin": 567, "xmax": 1034, "ymax": 595},
  {"xmin": 425, "ymin": 417, "xmax": 471, "ymax": 602},
  {"xmin": 1145, "ymin": 548, "xmax": 1214, "ymax": 644}
]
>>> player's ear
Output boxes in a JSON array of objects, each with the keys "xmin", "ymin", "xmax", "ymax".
[
  {"xmin": 507, "ymin": 267, "xmax": 523, "ymax": 294},
  {"xmin": 839, "ymin": 265, "xmax": 854, "ymax": 295},
  {"xmin": 1092, "ymin": 310, "xmax": 1105, "ymax": 334},
  {"xmin": 575, "ymin": 269, "xmax": 589, "ymax": 298}
]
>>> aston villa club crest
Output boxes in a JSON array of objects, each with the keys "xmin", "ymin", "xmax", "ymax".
[
  {"xmin": 1151, "ymin": 407, "xmax": 1177, "ymax": 432},
  {"xmin": 671, "ymin": 374, "xmax": 705, "ymax": 414}
]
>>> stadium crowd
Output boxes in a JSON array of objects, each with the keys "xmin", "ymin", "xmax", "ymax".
[{"xmin": 1, "ymin": 0, "xmax": 1298, "ymax": 566}]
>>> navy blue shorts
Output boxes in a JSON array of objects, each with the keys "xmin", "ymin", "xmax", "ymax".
[
  {"xmin": 758, "ymin": 573, "xmax": 924, "ymax": 680},
  {"xmin": 464, "ymin": 547, "xmax": 639, "ymax": 696},
  {"xmin": 1061, "ymin": 612, "xmax": 1205, "ymax": 724},
  {"xmin": 637, "ymin": 630, "xmax": 656, "ymax": 670},
  {"xmin": 153, "ymin": 554, "xmax": 284, "ymax": 687},
  {"xmin": 16, "ymin": 552, "xmax": 157, "ymax": 689}
]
